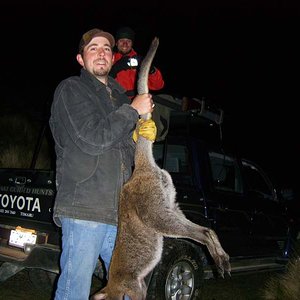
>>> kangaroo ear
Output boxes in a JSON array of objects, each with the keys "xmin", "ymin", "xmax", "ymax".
[{"xmin": 91, "ymin": 292, "xmax": 107, "ymax": 300}]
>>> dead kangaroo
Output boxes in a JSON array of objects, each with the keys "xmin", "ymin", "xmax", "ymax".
[{"xmin": 92, "ymin": 38, "xmax": 231, "ymax": 300}]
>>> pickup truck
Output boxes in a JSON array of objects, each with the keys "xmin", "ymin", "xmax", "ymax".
[{"xmin": 0, "ymin": 95, "xmax": 299, "ymax": 299}]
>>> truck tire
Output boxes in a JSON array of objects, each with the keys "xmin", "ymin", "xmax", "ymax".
[{"xmin": 147, "ymin": 239, "xmax": 207, "ymax": 300}]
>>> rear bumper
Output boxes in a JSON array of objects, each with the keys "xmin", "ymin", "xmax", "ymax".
[{"xmin": 0, "ymin": 242, "xmax": 60, "ymax": 282}]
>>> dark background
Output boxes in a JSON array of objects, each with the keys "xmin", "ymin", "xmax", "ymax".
[{"xmin": 0, "ymin": 0, "xmax": 299, "ymax": 190}]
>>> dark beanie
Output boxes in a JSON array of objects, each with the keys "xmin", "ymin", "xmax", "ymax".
[{"xmin": 115, "ymin": 26, "xmax": 135, "ymax": 42}]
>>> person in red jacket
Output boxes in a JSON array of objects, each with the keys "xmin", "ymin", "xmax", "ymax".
[{"xmin": 110, "ymin": 26, "xmax": 165, "ymax": 98}]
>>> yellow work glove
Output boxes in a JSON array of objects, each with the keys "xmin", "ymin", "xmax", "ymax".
[{"xmin": 133, "ymin": 118, "xmax": 157, "ymax": 143}]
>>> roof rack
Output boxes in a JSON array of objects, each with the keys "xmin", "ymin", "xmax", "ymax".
[
  {"xmin": 183, "ymin": 97, "xmax": 224, "ymax": 125},
  {"xmin": 153, "ymin": 94, "xmax": 224, "ymax": 125}
]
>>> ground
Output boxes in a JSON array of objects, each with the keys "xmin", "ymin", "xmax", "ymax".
[{"xmin": 0, "ymin": 269, "xmax": 277, "ymax": 300}]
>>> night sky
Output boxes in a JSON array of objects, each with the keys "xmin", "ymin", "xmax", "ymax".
[{"xmin": 0, "ymin": 0, "xmax": 299, "ymax": 190}]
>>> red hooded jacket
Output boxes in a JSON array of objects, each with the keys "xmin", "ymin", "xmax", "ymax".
[{"xmin": 110, "ymin": 49, "xmax": 164, "ymax": 98}]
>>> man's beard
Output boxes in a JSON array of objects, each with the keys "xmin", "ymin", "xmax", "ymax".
[{"xmin": 94, "ymin": 68, "xmax": 109, "ymax": 77}]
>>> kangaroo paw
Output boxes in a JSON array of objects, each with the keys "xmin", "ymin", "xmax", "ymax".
[{"xmin": 205, "ymin": 228, "xmax": 231, "ymax": 277}]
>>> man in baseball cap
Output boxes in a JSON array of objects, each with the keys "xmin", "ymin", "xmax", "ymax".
[{"xmin": 50, "ymin": 27, "xmax": 155, "ymax": 300}]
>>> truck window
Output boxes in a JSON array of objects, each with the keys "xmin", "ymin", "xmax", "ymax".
[
  {"xmin": 241, "ymin": 160, "xmax": 274, "ymax": 199},
  {"xmin": 0, "ymin": 114, "xmax": 53, "ymax": 170},
  {"xmin": 153, "ymin": 142, "xmax": 193, "ymax": 186},
  {"xmin": 165, "ymin": 144, "xmax": 190, "ymax": 174},
  {"xmin": 153, "ymin": 144, "xmax": 164, "ymax": 169},
  {"xmin": 208, "ymin": 151, "xmax": 243, "ymax": 193}
]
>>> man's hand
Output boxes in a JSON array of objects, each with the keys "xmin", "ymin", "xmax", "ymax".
[
  {"xmin": 131, "ymin": 93, "xmax": 154, "ymax": 115},
  {"xmin": 133, "ymin": 119, "xmax": 157, "ymax": 142}
]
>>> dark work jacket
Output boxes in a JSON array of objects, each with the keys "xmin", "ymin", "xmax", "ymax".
[{"xmin": 49, "ymin": 69, "xmax": 139, "ymax": 226}]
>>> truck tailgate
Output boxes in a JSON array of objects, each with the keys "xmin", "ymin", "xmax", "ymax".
[{"xmin": 0, "ymin": 168, "xmax": 56, "ymax": 231}]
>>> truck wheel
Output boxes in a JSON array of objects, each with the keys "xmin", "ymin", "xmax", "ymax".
[{"xmin": 147, "ymin": 239, "xmax": 207, "ymax": 300}]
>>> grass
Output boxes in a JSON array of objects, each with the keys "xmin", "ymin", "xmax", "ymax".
[
  {"xmin": 262, "ymin": 243, "xmax": 300, "ymax": 300},
  {"xmin": 263, "ymin": 259, "xmax": 300, "ymax": 300},
  {"xmin": 0, "ymin": 268, "xmax": 276, "ymax": 300}
]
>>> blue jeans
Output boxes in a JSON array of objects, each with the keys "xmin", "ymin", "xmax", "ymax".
[{"xmin": 54, "ymin": 218, "xmax": 117, "ymax": 300}]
